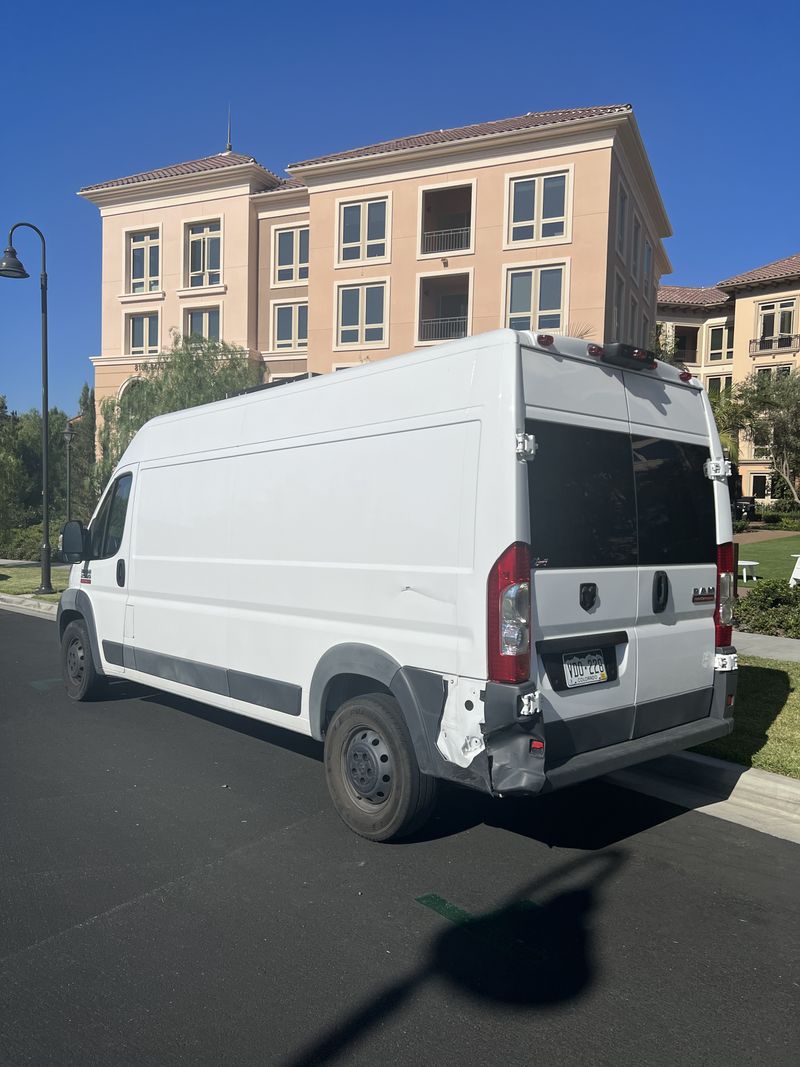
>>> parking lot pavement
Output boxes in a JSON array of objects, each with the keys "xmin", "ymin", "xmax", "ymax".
[{"xmin": 1, "ymin": 612, "xmax": 799, "ymax": 1066}]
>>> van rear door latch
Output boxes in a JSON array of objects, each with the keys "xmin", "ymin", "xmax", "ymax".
[{"xmin": 515, "ymin": 432, "xmax": 537, "ymax": 460}]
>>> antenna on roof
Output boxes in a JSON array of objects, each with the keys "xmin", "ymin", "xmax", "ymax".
[{"xmin": 225, "ymin": 105, "xmax": 232, "ymax": 153}]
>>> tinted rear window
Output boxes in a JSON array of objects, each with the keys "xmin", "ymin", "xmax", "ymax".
[
  {"xmin": 526, "ymin": 420, "xmax": 716, "ymax": 568},
  {"xmin": 527, "ymin": 420, "xmax": 637, "ymax": 568}
]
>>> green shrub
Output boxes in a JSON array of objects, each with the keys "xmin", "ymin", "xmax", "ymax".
[
  {"xmin": 734, "ymin": 579, "xmax": 800, "ymax": 639},
  {"xmin": 763, "ymin": 513, "xmax": 781, "ymax": 524},
  {"xmin": 733, "ymin": 519, "xmax": 749, "ymax": 533},
  {"xmin": 779, "ymin": 517, "xmax": 800, "ymax": 531}
]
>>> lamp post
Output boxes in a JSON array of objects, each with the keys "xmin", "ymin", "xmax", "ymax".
[
  {"xmin": 63, "ymin": 424, "xmax": 75, "ymax": 523},
  {"xmin": 0, "ymin": 223, "xmax": 53, "ymax": 594}
]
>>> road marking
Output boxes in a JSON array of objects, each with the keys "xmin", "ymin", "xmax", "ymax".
[{"xmin": 29, "ymin": 678, "xmax": 62, "ymax": 691}]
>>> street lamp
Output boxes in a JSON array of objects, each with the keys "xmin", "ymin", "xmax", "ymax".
[
  {"xmin": 63, "ymin": 424, "xmax": 76, "ymax": 523},
  {"xmin": 0, "ymin": 223, "xmax": 53, "ymax": 594}
]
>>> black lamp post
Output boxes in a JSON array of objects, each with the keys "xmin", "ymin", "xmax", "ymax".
[
  {"xmin": 0, "ymin": 223, "xmax": 53, "ymax": 594},
  {"xmin": 63, "ymin": 424, "xmax": 75, "ymax": 523}
]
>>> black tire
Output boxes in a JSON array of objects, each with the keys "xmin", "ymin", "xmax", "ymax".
[
  {"xmin": 61, "ymin": 619, "xmax": 106, "ymax": 701},
  {"xmin": 324, "ymin": 693, "xmax": 438, "ymax": 842}
]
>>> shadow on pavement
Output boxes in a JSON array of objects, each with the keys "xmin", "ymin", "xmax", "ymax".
[{"xmin": 285, "ymin": 851, "xmax": 624, "ymax": 1065}]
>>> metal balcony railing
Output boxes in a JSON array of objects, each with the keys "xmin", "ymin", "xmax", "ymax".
[
  {"xmin": 750, "ymin": 334, "xmax": 800, "ymax": 355},
  {"xmin": 418, "ymin": 316, "xmax": 468, "ymax": 342},
  {"xmin": 421, "ymin": 227, "xmax": 471, "ymax": 254}
]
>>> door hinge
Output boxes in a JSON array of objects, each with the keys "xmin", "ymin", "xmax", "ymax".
[
  {"xmin": 519, "ymin": 690, "xmax": 540, "ymax": 717},
  {"xmin": 515, "ymin": 432, "xmax": 537, "ymax": 461},
  {"xmin": 704, "ymin": 458, "xmax": 732, "ymax": 480}
]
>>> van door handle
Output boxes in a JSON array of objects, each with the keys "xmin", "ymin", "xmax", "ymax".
[
  {"xmin": 116, "ymin": 559, "xmax": 126, "ymax": 587},
  {"xmin": 653, "ymin": 571, "xmax": 669, "ymax": 613}
]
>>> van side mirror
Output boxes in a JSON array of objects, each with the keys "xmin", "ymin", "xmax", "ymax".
[{"xmin": 62, "ymin": 520, "xmax": 91, "ymax": 564}]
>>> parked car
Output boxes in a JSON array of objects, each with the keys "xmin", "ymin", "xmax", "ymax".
[{"xmin": 58, "ymin": 330, "xmax": 737, "ymax": 840}]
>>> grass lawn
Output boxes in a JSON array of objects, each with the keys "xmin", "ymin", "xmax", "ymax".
[
  {"xmin": 736, "ymin": 533, "xmax": 800, "ymax": 582},
  {"xmin": 694, "ymin": 655, "xmax": 800, "ymax": 779},
  {"xmin": 0, "ymin": 565, "xmax": 70, "ymax": 602}
]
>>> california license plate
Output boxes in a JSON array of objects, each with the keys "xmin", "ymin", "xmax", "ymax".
[{"xmin": 563, "ymin": 650, "xmax": 607, "ymax": 688}]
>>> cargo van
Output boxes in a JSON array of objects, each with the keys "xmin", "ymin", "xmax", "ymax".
[{"xmin": 59, "ymin": 330, "xmax": 737, "ymax": 840}]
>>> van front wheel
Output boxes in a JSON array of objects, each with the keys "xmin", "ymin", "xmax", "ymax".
[
  {"xmin": 324, "ymin": 693, "xmax": 437, "ymax": 841},
  {"xmin": 61, "ymin": 619, "xmax": 105, "ymax": 701}
]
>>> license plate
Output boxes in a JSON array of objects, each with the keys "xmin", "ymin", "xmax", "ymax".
[{"xmin": 563, "ymin": 650, "xmax": 607, "ymax": 688}]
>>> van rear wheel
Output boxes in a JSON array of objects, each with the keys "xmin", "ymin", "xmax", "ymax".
[
  {"xmin": 61, "ymin": 619, "xmax": 105, "ymax": 702},
  {"xmin": 324, "ymin": 693, "xmax": 437, "ymax": 841}
]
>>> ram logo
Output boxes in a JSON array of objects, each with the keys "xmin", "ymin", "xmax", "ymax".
[{"xmin": 692, "ymin": 586, "xmax": 715, "ymax": 603}]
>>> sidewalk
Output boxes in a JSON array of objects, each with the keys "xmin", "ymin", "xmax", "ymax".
[{"xmin": 734, "ymin": 630, "xmax": 800, "ymax": 663}]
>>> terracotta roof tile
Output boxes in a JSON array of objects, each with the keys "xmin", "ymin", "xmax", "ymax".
[
  {"xmin": 288, "ymin": 104, "xmax": 631, "ymax": 169},
  {"xmin": 717, "ymin": 251, "xmax": 800, "ymax": 290},
  {"xmin": 657, "ymin": 285, "xmax": 731, "ymax": 308},
  {"xmin": 80, "ymin": 151, "xmax": 280, "ymax": 192}
]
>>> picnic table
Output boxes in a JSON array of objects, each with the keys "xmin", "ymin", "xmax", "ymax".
[
  {"xmin": 791, "ymin": 554, "xmax": 800, "ymax": 588},
  {"xmin": 738, "ymin": 559, "xmax": 760, "ymax": 582}
]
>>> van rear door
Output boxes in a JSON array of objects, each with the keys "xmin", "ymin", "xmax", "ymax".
[{"xmin": 624, "ymin": 375, "xmax": 718, "ymax": 730}]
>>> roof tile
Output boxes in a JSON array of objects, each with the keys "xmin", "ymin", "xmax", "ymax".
[
  {"xmin": 717, "ymin": 252, "xmax": 800, "ymax": 290},
  {"xmin": 80, "ymin": 151, "xmax": 280, "ymax": 192},
  {"xmin": 657, "ymin": 285, "xmax": 731, "ymax": 308},
  {"xmin": 289, "ymin": 104, "xmax": 631, "ymax": 168}
]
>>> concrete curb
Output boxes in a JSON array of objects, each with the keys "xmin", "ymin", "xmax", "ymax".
[
  {"xmin": 0, "ymin": 594, "xmax": 58, "ymax": 620},
  {"xmin": 607, "ymin": 752, "xmax": 800, "ymax": 845}
]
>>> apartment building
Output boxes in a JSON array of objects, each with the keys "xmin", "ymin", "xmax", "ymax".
[
  {"xmin": 79, "ymin": 103, "xmax": 671, "ymax": 411},
  {"xmin": 657, "ymin": 251, "xmax": 800, "ymax": 500}
]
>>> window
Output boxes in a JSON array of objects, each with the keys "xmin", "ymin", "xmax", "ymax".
[
  {"xmin": 751, "ymin": 474, "xmax": 770, "ymax": 499},
  {"xmin": 274, "ymin": 226, "xmax": 309, "ymax": 285},
  {"xmin": 338, "ymin": 199, "xmax": 388, "ymax": 263},
  {"xmin": 643, "ymin": 241, "xmax": 653, "ymax": 299},
  {"xmin": 613, "ymin": 274, "xmax": 625, "ymax": 339},
  {"xmin": 89, "ymin": 473, "xmax": 133, "ymax": 560},
  {"xmin": 526, "ymin": 420, "xmax": 715, "ymax": 569},
  {"xmin": 508, "ymin": 171, "xmax": 568, "ymax": 243},
  {"xmin": 758, "ymin": 300, "xmax": 795, "ymax": 345},
  {"xmin": 273, "ymin": 302, "xmax": 308, "ymax": 350},
  {"xmin": 187, "ymin": 220, "xmax": 221, "ymax": 287},
  {"xmin": 632, "ymin": 216, "xmax": 641, "ymax": 280},
  {"xmin": 506, "ymin": 265, "xmax": 564, "ymax": 331},
  {"xmin": 708, "ymin": 324, "xmax": 734, "ymax": 361},
  {"xmin": 757, "ymin": 365, "xmax": 792, "ymax": 382},
  {"xmin": 707, "ymin": 375, "xmax": 732, "ymax": 397},
  {"xmin": 127, "ymin": 313, "xmax": 158, "ymax": 355},
  {"xmin": 642, "ymin": 314, "xmax": 651, "ymax": 349},
  {"xmin": 616, "ymin": 184, "xmax": 628, "ymax": 255},
  {"xmin": 337, "ymin": 282, "xmax": 386, "ymax": 346},
  {"xmin": 186, "ymin": 307, "xmax": 220, "ymax": 341},
  {"xmin": 128, "ymin": 230, "xmax": 159, "ymax": 293},
  {"xmin": 629, "ymin": 295, "xmax": 638, "ymax": 346}
]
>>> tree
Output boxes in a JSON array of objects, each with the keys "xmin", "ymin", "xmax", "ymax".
[
  {"xmin": 707, "ymin": 390, "xmax": 740, "ymax": 463},
  {"xmin": 96, "ymin": 335, "xmax": 262, "ymax": 483},
  {"xmin": 733, "ymin": 370, "xmax": 800, "ymax": 504}
]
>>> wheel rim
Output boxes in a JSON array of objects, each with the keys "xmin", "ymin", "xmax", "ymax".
[
  {"xmin": 342, "ymin": 725, "xmax": 394, "ymax": 808},
  {"xmin": 66, "ymin": 635, "xmax": 85, "ymax": 687}
]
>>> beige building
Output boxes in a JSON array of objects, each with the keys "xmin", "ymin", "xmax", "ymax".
[
  {"xmin": 79, "ymin": 104, "xmax": 671, "ymax": 412},
  {"xmin": 657, "ymin": 251, "xmax": 800, "ymax": 500}
]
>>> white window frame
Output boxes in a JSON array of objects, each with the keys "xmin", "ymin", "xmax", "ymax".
[
  {"xmin": 334, "ymin": 194, "xmax": 392, "ymax": 268},
  {"xmin": 271, "ymin": 223, "xmax": 310, "ymax": 288},
  {"xmin": 414, "ymin": 267, "xmax": 474, "ymax": 347},
  {"xmin": 629, "ymin": 294, "xmax": 639, "ymax": 347},
  {"xmin": 501, "ymin": 259, "xmax": 569, "ymax": 335},
  {"xmin": 757, "ymin": 298, "xmax": 796, "ymax": 341},
  {"xmin": 643, "ymin": 240, "xmax": 653, "ymax": 300},
  {"xmin": 613, "ymin": 272, "xmax": 625, "ymax": 339},
  {"xmin": 333, "ymin": 278, "xmax": 390, "ymax": 351},
  {"xmin": 416, "ymin": 178, "xmax": 476, "ymax": 260},
  {"xmin": 631, "ymin": 215, "xmax": 641, "ymax": 281},
  {"xmin": 706, "ymin": 374, "xmax": 732, "ymax": 397},
  {"xmin": 125, "ymin": 227, "xmax": 161, "ymax": 295},
  {"xmin": 125, "ymin": 310, "xmax": 160, "ymax": 356},
  {"xmin": 642, "ymin": 313, "xmax": 651, "ymax": 350},
  {"xmin": 616, "ymin": 182, "xmax": 628, "ymax": 257},
  {"xmin": 184, "ymin": 217, "xmax": 223, "ymax": 289},
  {"xmin": 708, "ymin": 321, "xmax": 734, "ymax": 362},
  {"xmin": 184, "ymin": 305, "xmax": 222, "ymax": 342},
  {"xmin": 502, "ymin": 165, "xmax": 573, "ymax": 250},
  {"xmin": 269, "ymin": 298, "xmax": 308, "ymax": 353}
]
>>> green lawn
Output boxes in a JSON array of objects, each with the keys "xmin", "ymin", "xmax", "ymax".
[
  {"xmin": 0, "ymin": 565, "xmax": 70, "ymax": 602},
  {"xmin": 694, "ymin": 655, "xmax": 800, "ymax": 779},
  {"xmin": 736, "ymin": 534, "xmax": 800, "ymax": 582}
]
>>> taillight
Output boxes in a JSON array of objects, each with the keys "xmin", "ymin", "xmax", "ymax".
[
  {"xmin": 488, "ymin": 542, "xmax": 531, "ymax": 684},
  {"xmin": 715, "ymin": 542, "xmax": 734, "ymax": 647}
]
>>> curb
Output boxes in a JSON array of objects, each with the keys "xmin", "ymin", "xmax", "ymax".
[
  {"xmin": 0, "ymin": 594, "xmax": 58, "ymax": 620},
  {"xmin": 607, "ymin": 752, "xmax": 800, "ymax": 845}
]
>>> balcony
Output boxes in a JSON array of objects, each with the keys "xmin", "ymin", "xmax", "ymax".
[
  {"xmin": 418, "ymin": 273, "xmax": 470, "ymax": 344},
  {"xmin": 420, "ymin": 185, "xmax": 472, "ymax": 257},
  {"xmin": 749, "ymin": 334, "xmax": 800, "ymax": 356}
]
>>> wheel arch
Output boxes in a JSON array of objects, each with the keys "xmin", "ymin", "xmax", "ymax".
[{"xmin": 57, "ymin": 588, "xmax": 105, "ymax": 675}]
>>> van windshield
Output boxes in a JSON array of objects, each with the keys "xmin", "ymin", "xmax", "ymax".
[{"xmin": 526, "ymin": 419, "xmax": 716, "ymax": 569}]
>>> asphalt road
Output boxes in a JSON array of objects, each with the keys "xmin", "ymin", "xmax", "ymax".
[{"xmin": 1, "ymin": 611, "xmax": 798, "ymax": 1066}]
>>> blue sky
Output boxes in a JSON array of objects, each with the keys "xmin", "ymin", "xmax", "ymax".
[{"xmin": 1, "ymin": 0, "xmax": 798, "ymax": 413}]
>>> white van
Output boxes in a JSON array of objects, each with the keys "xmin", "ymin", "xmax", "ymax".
[{"xmin": 59, "ymin": 330, "xmax": 737, "ymax": 840}]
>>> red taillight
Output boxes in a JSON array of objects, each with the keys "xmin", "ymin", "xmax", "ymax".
[
  {"xmin": 715, "ymin": 542, "xmax": 734, "ymax": 647},
  {"xmin": 587, "ymin": 344, "xmax": 604, "ymax": 358},
  {"xmin": 537, "ymin": 334, "xmax": 554, "ymax": 346},
  {"xmin": 487, "ymin": 542, "xmax": 531, "ymax": 684}
]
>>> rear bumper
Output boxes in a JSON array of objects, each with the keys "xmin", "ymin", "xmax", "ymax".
[{"xmin": 485, "ymin": 661, "xmax": 737, "ymax": 797}]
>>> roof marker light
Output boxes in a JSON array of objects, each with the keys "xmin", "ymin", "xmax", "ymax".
[
  {"xmin": 587, "ymin": 344, "xmax": 604, "ymax": 358},
  {"xmin": 679, "ymin": 369, "xmax": 693, "ymax": 382},
  {"xmin": 537, "ymin": 334, "xmax": 554, "ymax": 346}
]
